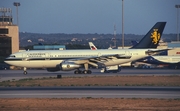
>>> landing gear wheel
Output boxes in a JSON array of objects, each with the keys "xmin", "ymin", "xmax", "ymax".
[
  {"xmin": 23, "ymin": 71, "xmax": 27, "ymax": 75},
  {"xmin": 83, "ymin": 70, "xmax": 92, "ymax": 74},
  {"xmin": 74, "ymin": 70, "xmax": 82, "ymax": 74},
  {"xmin": 83, "ymin": 70, "xmax": 88, "ymax": 74},
  {"xmin": 87, "ymin": 70, "xmax": 92, "ymax": 74},
  {"xmin": 74, "ymin": 70, "xmax": 79, "ymax": 74},
  {"xmin": 23, "ymin": 67, "xmax": 27, "ymax": 75},
  {"xmin": 104, "ymin": 70, "xmax": 109, "ymax": 73}
]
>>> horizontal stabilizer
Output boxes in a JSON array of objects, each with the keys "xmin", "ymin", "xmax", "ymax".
[{"xmin": 145, "ymin": 49, "xmax": 171, "ymax": 55}]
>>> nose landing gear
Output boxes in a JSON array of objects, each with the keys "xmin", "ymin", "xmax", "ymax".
[{"xmin": 23, "ymin": 67, "xmax": 27, "ymax": 75}]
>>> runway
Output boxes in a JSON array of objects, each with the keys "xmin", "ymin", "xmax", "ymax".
[
  {"xmin": 0, "ymin": 86, "xmax": 180, "ymax": 99},
  {"xmin": 0, "ymin": 68, "xmax": 180, "ymax": 81}
]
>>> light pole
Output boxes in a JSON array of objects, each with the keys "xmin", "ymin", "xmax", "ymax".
[
  {"xmin": 13, "ymin": 2, "xmax": 20, "ymax": 25},
  {"xmin": 175, "ymin": 4, "xmax": 180, "ymax": 41},
  {"xmin": 122, "ymin": 0, "xmax": 124, "ymax": 49}
]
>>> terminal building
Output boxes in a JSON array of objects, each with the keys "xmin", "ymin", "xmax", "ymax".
[
  {"xmin": 33, "ymin": 45, "xmax": 66, "ymax": 50},
  {"xmin": 0, "ymin": 8, "xmax": 19, "ymax": 58}
]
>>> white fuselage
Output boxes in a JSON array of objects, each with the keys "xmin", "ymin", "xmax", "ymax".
[{"xmin": 5, "ymin": 49, "xmax": 151, "ymax": 68}]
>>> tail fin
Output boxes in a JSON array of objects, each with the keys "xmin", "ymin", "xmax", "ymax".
[
  {"xmin": 89, "ymin": 42, "xmax": 97, "ymax": 50},
  {"xmin": 131, "ymin": 22, "xmax": 166, "ymax": 49}
]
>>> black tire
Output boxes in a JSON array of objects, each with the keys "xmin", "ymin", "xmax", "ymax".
[
  {"xmin": 74, "ymin": 70, "xmax": 79, "ymax": 74},
  {"xmin": 83, "ymin": 70, "xmax": 88, "ymax": 74},
  {"xmin": 87, "ymin": 70, "xmax": 92, "ymax": 74}
]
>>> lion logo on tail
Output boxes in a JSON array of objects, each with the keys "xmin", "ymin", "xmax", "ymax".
[{"xmin": 151, "ymin": 29, "xmax": 160, "ymax": 44}]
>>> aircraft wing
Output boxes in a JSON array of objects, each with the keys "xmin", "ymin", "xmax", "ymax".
[
  {"xmin": 63, "ymin": 54, "xmax": 131, "ymax": 67},
  {"xmin": 69, "ymin": 54, "xmax": 131, "ymax": 61}
]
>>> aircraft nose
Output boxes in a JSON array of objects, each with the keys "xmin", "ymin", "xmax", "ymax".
[
  {"xmin": 4, "ymin": 57, "xmax": 8, "ymax": 62},
  {"xmin": 4, "ymin": 57, "xmax": 12, "ymax": 64}
]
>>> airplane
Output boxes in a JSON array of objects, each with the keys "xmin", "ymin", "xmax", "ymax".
[
  {"xmin": 135, "ymin": 55, "xmax": 180, "ymax": 69},
  {"xmin": 4, "ymin": 22, "xmax": 167, "ymax": 75},
  {"xmin": 130, "ymin": 39, "xmax": 180, "ymax": 69}
]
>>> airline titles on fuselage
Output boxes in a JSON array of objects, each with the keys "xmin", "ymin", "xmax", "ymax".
[{"xmin": 27, "ymin": 53, "xmax": 46, "ymax": 57}]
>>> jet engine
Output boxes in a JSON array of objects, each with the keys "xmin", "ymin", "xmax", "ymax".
[{"xmin": 59, "ymin": 62, "xmax": 82, "ymax": 71}]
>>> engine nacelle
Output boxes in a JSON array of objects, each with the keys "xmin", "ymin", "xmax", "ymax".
[
  {"xmin": 47, "ymin": 67, "xmax": 60, "ymax": 72},
  {"xmin": 60, "ymin": 62, "xmax": 81, "ymax": 71}
]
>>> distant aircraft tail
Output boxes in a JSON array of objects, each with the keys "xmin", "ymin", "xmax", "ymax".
[
  {"xmin": 131, "ymin": 40, "xmax": 138, "ymax": 46},
  {"xmin": 89, "ymin": 42, "xmax": 97, "ymax": 50},
  {"xmin": 131, "ymin": 22, "xmax": 166, "ymax": 49}
]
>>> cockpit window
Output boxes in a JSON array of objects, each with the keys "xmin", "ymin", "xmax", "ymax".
[{"xmin": 10, "ymin": 55, "xmax": 16, "ymax": 57}]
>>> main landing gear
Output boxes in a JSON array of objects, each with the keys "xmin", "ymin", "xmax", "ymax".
[
  {"xmin": 74, "ymin": 63, "xmax": 92, "ymax": 74},
  {"xmin": 74, "ymin": 69, "xmax": 92, "ymax": 74}
]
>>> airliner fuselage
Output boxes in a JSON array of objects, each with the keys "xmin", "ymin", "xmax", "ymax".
[{"xmin": 5, "ymin": 49, "xmax": 149, "ymax": 68}]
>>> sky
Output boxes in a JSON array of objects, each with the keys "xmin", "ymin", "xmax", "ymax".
[{"xmin": 1, "ymin": 0, "xmax": 180, "ymax": 34}]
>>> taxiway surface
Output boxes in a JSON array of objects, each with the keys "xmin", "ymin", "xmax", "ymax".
[
  {"xmin": 0, "ymin": 69, "xmax": 180, "ymax": 81},
  {"xmin": 0, "ymin": 86, "xmax": 180, "ymax": 99}
]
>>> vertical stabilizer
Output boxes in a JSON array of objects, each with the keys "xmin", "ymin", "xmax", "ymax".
[
  {"xmin": 89, "ymin": 42, "xmax": 97, "ymax": 50},
  {"xmin": 131, "ymin": 22, "xmax": 166, "ymax": 49}
]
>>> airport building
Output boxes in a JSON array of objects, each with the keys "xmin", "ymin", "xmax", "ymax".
[
  {"xmin": 33, "ymin": 45, "xmax": 66, "ymax": 50},
  {"xmin": 0, "ymin": 8, "xmax": 19, "ymax": 58}
]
